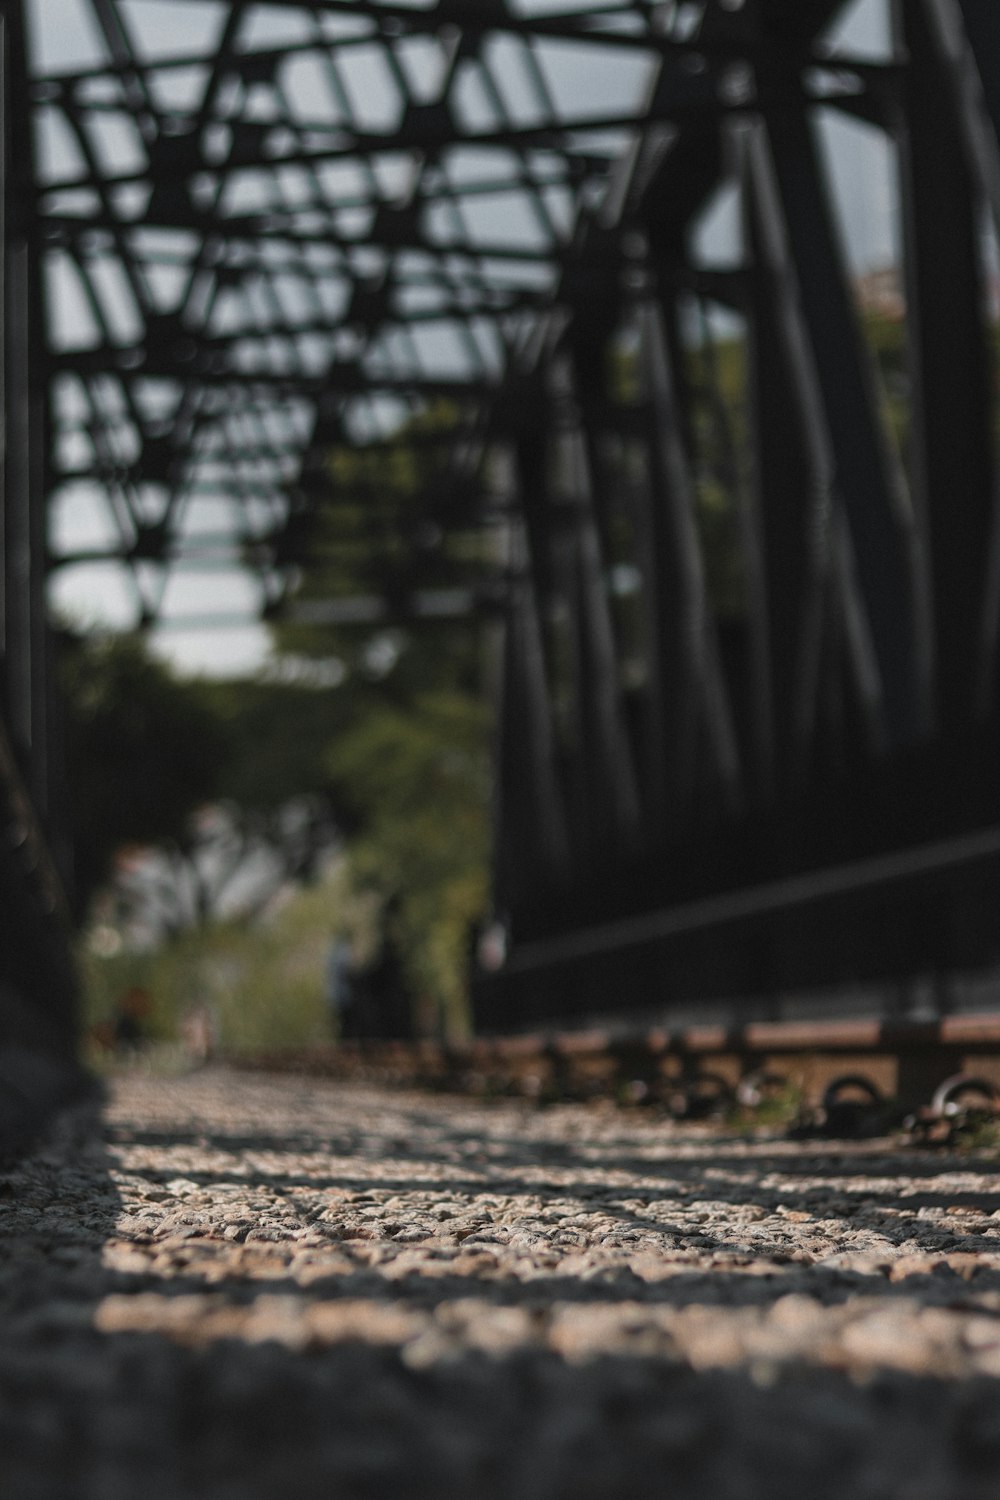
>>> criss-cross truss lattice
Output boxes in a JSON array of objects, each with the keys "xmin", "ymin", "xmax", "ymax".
[
  {"xmin": 34, "ymin": 0, "xmax": 883, "ymax": 629},
  {"xmin": 14, "ymin": 0, "xmax": 1000, "ymax": 1027}
]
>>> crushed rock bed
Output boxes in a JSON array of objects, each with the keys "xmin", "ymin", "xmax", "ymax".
[{"xmin": 4, "ymin": 1070, "xmax": 1000, "ymax": 1498}]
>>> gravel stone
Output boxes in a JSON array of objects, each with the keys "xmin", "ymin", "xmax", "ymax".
[{"xmin": 3, "ymin": 1067, "xmax": 1000, "ymax": 1497}]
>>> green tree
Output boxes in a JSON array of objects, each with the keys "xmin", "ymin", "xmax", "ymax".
[
  {"xmin": 269, "ymin": 404, "xmax": 496, "ymax": 1032},
  {"xmin": 325, "ymin": 688, "xmax": 491, "ymax": 1036},
  {"xmin": 61, "ymin": 636, "xmax": 346, "ymax": 940},
  {"xmin": 195, "ymin": 674, "xmax": 346, "ymax": 886},
  {"xmin": 59, "ymin": 632, "xmax": 232, "ymax": 917}
]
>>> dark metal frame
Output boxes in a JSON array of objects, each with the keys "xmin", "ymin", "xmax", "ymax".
[
  {"xmin": 481, "ymin": 0, "xmax": 1000, "ymax": 1027},
  {"xmin": 2, "ymin": 0, "xmax": 1000, "ymax": 1045},
  {"xmin": 0, "ymin": 0, "xmax": 80, "ymax": 1134}
]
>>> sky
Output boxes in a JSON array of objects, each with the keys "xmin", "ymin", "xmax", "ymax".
[{"xmin": 31, "ymin": 0, "xmax": 895, "ymax": 679}]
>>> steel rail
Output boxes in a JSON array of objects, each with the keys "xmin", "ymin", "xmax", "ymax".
[{"xmin": 504, "ymin": 825, "xmax": 1000, "ymax": 975}]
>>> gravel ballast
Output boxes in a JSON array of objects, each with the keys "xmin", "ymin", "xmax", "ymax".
[{"xmin": 4, "ymin": 1067, "xmax": 1000, "ymax": 1498}]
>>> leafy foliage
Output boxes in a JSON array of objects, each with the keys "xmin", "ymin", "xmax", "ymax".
[
  {"xmin": 59, "ymin": 633, "xmax": 231, "ymax": 916},
  {"xmin": 61, "ymin": 634, "xmax": 345, "ymax": 940},
  {"xmin": 63, "ymin": 399, "xmax": 495, "ymax": 1036},
  {"xmin": 267, "ymin": 403, "xmax": 497, "ymax": 1033},
  {"xmin": 275, "ymin": 401, "xmax": 490, "ymax": 670},
  {"xmin": 325, "ymin": 689, "xmax": 492, "ymax": 1035},
  {"xmin": 198, "ymin": 676, "xmax": 345, "ymax": 815},
  {"xmin": 82, "ymin": 865, "xmax": 357, "ymax": 1056}
]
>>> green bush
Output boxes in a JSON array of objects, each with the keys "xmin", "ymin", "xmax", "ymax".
[{"xmin": 80, "ymin": 867, "xmax": 366, "ymax": 1056}]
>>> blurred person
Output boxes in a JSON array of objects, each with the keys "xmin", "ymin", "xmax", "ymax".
[
  {"xmin": 180, "ymin": 1003, "xmax": 217, "ymax": 1066},
  {"xmin": 325, "ymin": 932, "xmax": 357, "ymax": 1039},
  {"xmin": 357, "ymin": 899, "xmax": 413, "ymax": 1040},
  {"xmin": 112, "ymin": 985, "xmax": 152, "ymax": 1051}
]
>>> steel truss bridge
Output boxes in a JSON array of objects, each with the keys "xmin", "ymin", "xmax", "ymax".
[{"xmin": 2, "ymin": 0, "xmax": 1000, "ymax": 1090}]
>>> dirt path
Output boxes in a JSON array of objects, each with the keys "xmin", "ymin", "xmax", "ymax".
[{"xmin": 4, "ymin": 1068, "xmax": 1000, "ymax": 1498}]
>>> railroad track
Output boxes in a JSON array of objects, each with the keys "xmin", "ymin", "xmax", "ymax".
[{"xmin": 235, "ymin": 1013, "xmax": 1000, "ymax": 1145}]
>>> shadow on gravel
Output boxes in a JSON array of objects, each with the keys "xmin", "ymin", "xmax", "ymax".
[
  {"xmin": 100, "ymin": 1160, "xmax": 1000, "ymax": 1243},
  {"xmin": 91, "ymin": 1164, "xmax": 1000, "ymax": 1266},
  {"xmin": 4, "ymin": 1085, "xmax": 1000, "ymax": 1499},
  {"xmin": 48, "ymin": 1247, "xmax": 1000, "ymax": 1317},
  {"xmin": 0, "ymin": 1097, "xmax": 127, "ymax": 1500},
  {"xmin": 0, "ymin": 1336, "xmax": 993, "ymax": 1500},
  {"xmin": 2, "ymin": 1300, "xmax": 1000, "ymax": 1499},
  {"xmin": 113, "ymin": 1113, "xmax": 1000, "ymax": 1182}
]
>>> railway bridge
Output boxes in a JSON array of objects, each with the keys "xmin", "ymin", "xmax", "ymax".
[{"xmin": 2, "ymin": 0, "xmax": 1000, "ymax": 1115}]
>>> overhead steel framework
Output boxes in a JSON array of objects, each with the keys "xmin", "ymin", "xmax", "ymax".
[{"xmin": 2, "ymin": 0, "xmax": 1000, "ymax": 1053}]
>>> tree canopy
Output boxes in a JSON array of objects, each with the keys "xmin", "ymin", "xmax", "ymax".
[
  {"xmin": 60, "ymin": 632, "xmax": 231, "ymax": 916},
  {"xmin": 266, "ymin": 401, "xmax": 496, "ymax": 1033}
]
